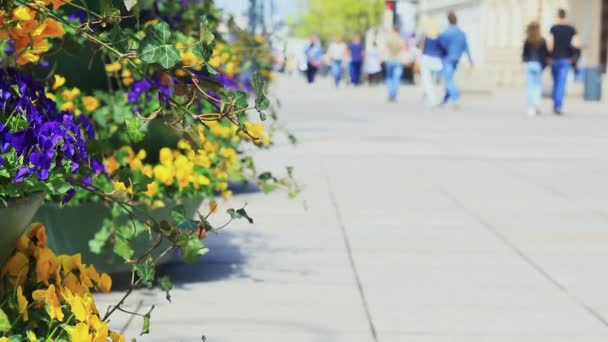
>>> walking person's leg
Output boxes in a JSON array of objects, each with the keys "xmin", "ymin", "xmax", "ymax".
[
  {"xmin": 552, "ymin": 59, "xmax": 570, "ymax": 114},
  {"xmin": 420, "ymin": 59, "xmax": 437, "ymax": 106},
  {"xmin": 332, "ymin": 61, "xmax": 342, "ymax": 87},
  {"xmin": 386, "ymin": 62, "xmax": 396, "ymax": 101},
  {"xmin": 525, "ymin": 62, "xmax": 536, "ymax": 114},
  {"xmin": 354, "ymin": 62, "xmax": 363, "ymax": 85},
  {"xmin": 533, "ymin": 64, "xmax": 543, "ymax": 112},
  {"xmin": 306, "ymin": 63, "xmax": 315, "ymax": 83},
  {"xmin": 442, "ymin": 61, "xmax": 456, "ymax": 104}
]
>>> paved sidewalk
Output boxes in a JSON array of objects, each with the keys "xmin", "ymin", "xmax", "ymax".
[{"xmin": 98, "ymin": 76, "xmax": 608, "ymax": 341}]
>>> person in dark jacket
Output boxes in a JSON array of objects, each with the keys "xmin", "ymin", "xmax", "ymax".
[
  {"xmin": 547, "ymin": 8, "xmax": 580, "ymax": 115},
  {"xmin": 522, "ymin": 21, "xmax": 549, "ymax": 116}
]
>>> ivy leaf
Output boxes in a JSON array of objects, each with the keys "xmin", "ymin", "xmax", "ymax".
[
  {"xmin": 141, "ymin": 305, "xmax": 155, "ymax": 336},
  {"xmin": 122, "ymin": 0, "xmax": 138, "ymax": 11},
  {"xmin": 251, "ymin": 72, "xmax": 270, "ymax": 119},
  {"xmin": 199, "ymin": 16, "xmax": 215, "ymax": 45},
  {"xmin": 170, "ymin": 205, "xmax": 197, "ymax": 230},
  {"xmin": 227, "ymin": 207, "xmax": 254, "ymax": 224},
  {"xmin": 177, "ymin": 235, "xmax": 208, "ymax": 264},
  {"xmin": 158, "ymin": 275, "xmax": 173, "ymax": 302},
  {"xmin": 138, "ymin": 22, "xmax": 180, "ymax": 69},
  {"xmin": 0, "ymin": 308, "xmax": 10, "ymax": 332},
  {"xmin": 125, "ymin": 118, "xmax": 145, "ymax": 143},
  {"xmin": 235, "ymin": 91, "xmax": 248, "ymax": 110},
  {"xmin": 109, "ymin": 24, "xmax": 129, "ymax": 52},
  {"xmin": 134, "ymin": 263, "xmax": 155, "ymax": 289},
  {"xmin": 113, "ymin": 236, "xmax": 134, "ymax": 260}
]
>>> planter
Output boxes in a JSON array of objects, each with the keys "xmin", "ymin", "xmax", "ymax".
[
  {"xmin": 33, "ymin": 197, "xmax": 204, "ymax": 274},
  {"xmin": 0, "ymin": 193, "xmax": 45, "ymax": 266}
]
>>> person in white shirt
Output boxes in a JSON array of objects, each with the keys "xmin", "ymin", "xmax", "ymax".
[
  {"xmin": 328, "ymin": 36, "xmax": 348, "ymax": 87},
  {"xmin": 365, "ymin": 41, "xmax": 383, "ymax": 85}
]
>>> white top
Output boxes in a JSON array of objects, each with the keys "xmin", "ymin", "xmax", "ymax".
[
  {"xmin": 328, "ymin": 42, "xmax": 347, "ymax": 61},
  {"xmin": 365, "ymin": 47, "xmax": 382, "ymax": 74}
]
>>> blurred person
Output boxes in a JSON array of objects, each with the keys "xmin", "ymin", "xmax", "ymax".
[
  {"xmin": 522, "ymin": 21, "xmax": 549, "ymax": 116},
  {"xmin": 348, "ymin": 34, "xmax": 365, "ymax": 86},
  {"xmin": 384, "ymin": 25, "xmax": 406, "ymax": 102},
  {"xmin": 366, "ymin": 41, "xmax": 383, "ymax": 85},
  {"xmin": 328, "ymin": 36, "xmax": 348, "ymax": 87},
  {"xmin": 417, "ymin": 16, "xmax": 443, "ymax": 107},
  {"xmin": 547, "ymin": 8, "xmax": 580, "ymax": 115},
  {"xmin": 304, "ymin": 35, "xmax": 323, "ymax": 84},
  {"xmin": 438, "ymin": 11, "xmax": 474, "ymax": 109}
]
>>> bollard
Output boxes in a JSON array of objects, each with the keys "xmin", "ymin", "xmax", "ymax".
[{"xmin": 583, "ymin": 67, "xmax": 603, "ymax": 101}]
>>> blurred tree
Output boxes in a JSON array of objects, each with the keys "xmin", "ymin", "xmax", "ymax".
[{"xmin": 294, "ymin": 0, "xmax": 384, "ymax": 42}]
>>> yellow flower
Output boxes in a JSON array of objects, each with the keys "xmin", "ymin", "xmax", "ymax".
[
  {"xmin": 112, "ymin": 181, "xmax": 133, "ymax": 196},
  {"xmin": 99, "ymin": 273, "xmax": 112, "ymax": 293},
  {"xmin": 61, "ymin": 87, "xmax": 80, "ymax": 101},
  {"xmin": 85, "ymin": 264, "xmax": 101, "ymax": 284},
  {"xmin": 12, "ymin": 6, "xmax": 34, "ymax": 21},
  {"xmin": 52, "ymin": 74, "xmax": 66, "ymax": 90},
  {"xmin": 32, "ymin": 284, "xmax": 64, "ymax": 321},
  {"xmin": 153, "ymin": 164, "xmax": 174, "ymax": 186},
  {"xmin": 68, "ymin": 322, "xmax": 91, "ymax": 342},
  {"xmin": 60, "ymin": 101, "xmax": 75, "ymax": 112},
  {"xmin": 27, "ymin": 223, "xmax": 47, "ymax": 248},
  {"xmin": 62, "ymin": 288, "xmax": 88, "ymax": 321},
  {"xmin": 105, "ymin": 62, "xmax": 121, "ymax": 73},
  {"xmin": 90, "ymin": 315, "xmax": 109, "ymax": 342},
  {"xmin": 0, "ymin": 338, "xmax": 8, "ymax": 342},
  {"xmin": 34, "ymin": 247, "xmax": 57, "ymax": 285},
  {"xmin": 222, "ymin": 190, "xmax": 233, "ymax": 200},
  {"xmin": 46, "ymin": 93, "xmax": 56, "ymax": 102},
  {"xmin": 17, "ymin": 286, "xmax": 28, "ymax": 321},
  {"xmin": 26, "ymin": 330, "xmax": 36, "ymax": 342},
  {"xmin": 159, "ymin": 147, "xmax": 174, "ymax": 165},
  {"xmin": 82, "ymin": 96, "xmax": 100, "ymax": 112},
  {"xmin": 111, "ymin": 331, "xmax": 126, "ymax": 342},
  {"xmin": 1, "ymin": 252, "xmax": 29, "ymax": 286},
  {"xmin": 63, "ymin": 272, "xmax": 83, "ymax": 295},
  {"xmin": 144, "ymin": 181, "xmax": 159, "ymax": 197},
  {"xmin": 104, "ymin": 156, "xmax": 120, "ymax": 175},
  {"xmin": 151, "ymin": 200, "xmax": 165, "ymax": 210},
  {"xmin": 198, "ymin": 175, "xmax": 211, "ymax": 186},
  {"xmin": 180, "ymin": 51, "xmax": 199, "ymax": 66},
  {"xmin": 40, "ymin": 18, "xmax": 65, "ymax": 38}
]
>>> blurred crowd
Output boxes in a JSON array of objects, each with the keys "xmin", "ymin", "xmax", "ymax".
[{"xmin": 280, "ymin": 8, "xmax": 582, "ymax": 116}]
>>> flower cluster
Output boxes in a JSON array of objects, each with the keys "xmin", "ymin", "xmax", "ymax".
[
  {"xmin": 104, "ymin": 132, "xmax": 238, "ymax": 202},
  {"xmin": 0, "ymin": 69, "xmax": 101, "ymax": 202},
  {"xmin": 0, "ymin": 2, "xmax": 69, "ymax": 64},
  {"xmin": 49, "ymin": 75, "xmax": 100, "ymax": 115},
  {"xmin": 0, "ymin": 224, "xmax": 125, "ymax": 342}
]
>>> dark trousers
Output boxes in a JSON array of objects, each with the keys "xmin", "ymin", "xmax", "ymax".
[
  {"xmin": 349, "ymin": 61, "xmax": 363, "ymax": 85},
  {"xmin": 306, "ymin": 63, "xmax": 318, "ymax": 83}
]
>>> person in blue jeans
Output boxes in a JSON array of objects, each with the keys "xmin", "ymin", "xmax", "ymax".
[
  {"xmin": 522, "ymin": 21, "xmax": 549, "ymax": 116},
  {"xmin": 437, "ymin": 11, "xmax": 474, "ymax": 108},
  {"xmin": 304, "ymin": 35, "xmax": 323, "ymax": 84},
  {"xmin": 547, "ymin": 8, "xmax": 580, "ymax": 115},
  {"xmin": 384, "ymin": 26, "xmax": 406, "ymax": 102},
  {"xmin": 348, "ymin": 34, "xmax": 365, "ymax": 86},
  {"xmin": 328, "ymin": 36, "xmax": 347, "ymax": 87}
]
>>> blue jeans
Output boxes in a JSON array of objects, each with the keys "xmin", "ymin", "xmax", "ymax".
[
  {"xmin": 331, "ymin": 60, "xmax": 343, "ymax": 86},
  {"xmin": 385, "ymin": 61, "xmax": 404, "ymax": 100},
  {"xmin": 551, "ymin": 58, "xmax": 571, "ymax": 111},
  {"xmin": 524, "ymin": 62, "xmax": 543, "ymax": 108},
  {"xmin": 442, "ymin": 60, "xmax": 459, "ymax": 104},
  {"xmin": 350, "ymin": 61, "xmax": 363, "ymax": 85}
]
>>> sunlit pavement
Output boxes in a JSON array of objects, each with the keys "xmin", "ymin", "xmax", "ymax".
[{"xmin": 98, "ymin": 75, "xmax": 608, "ymax": 341}]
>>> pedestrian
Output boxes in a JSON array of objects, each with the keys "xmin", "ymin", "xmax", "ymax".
[
  {"xmin": 328, "ymin": 36, "xmax": 347, "ymax": 87},
  {"xmin": 384, "ymin": 25, "xmax": 406, "ymax": 102},
  {"xmin": 348, "ymin": 34, "xmax": 365, "ymax": 86},
  {"xmin": 437, "ymin": 11, "xmax": 474, "ymax": 109},
  {"xmin": 365, "ymin": 41, "xmax": 383, "ymax": 85},
  {"xmin": 547, "ymin": 8, "xmax": 580, "ymax": 115},
  {"xmin": 522, "ymin": 21, "xmax": 549, "ymax": 116},
  {"xmin": 304, "ymin": 35, "xmax": 323, "ymax": 84},
  {"xmin": 417, "ymin": 16, "xmax": 443, "ymax": 107}
]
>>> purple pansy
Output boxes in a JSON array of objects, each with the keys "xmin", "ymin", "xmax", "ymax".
[{"xmin": 0, "ymin": 69, "xmax": 102, "ymax": 203}]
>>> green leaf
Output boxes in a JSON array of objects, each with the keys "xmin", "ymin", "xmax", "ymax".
[
  {"xmin": 227, "ymin": 207, "xmax": 254, "ymax": 224},
  {"xmin": 135, "ymin": 264, "xmax": 155, "ymax": 289},
  {"xmin": 138, "ymin": 22, "xmax": 181, "ymax": 69},
  {"xmin": 122, "ymin": 0, "xmax": 138, "ymax": 11},
  {"xmin": 158, "ymin": 275, "xmax": 173, "ymax": 302},
  {"xmin": 125, "ymin": 118, "xmax": 145, "ymax": 143},
  {"xmin": 170, "ymin": 205, "xmax": 197, "ymax": 230},
  {"xmin": 113, "ymin": 236, "xmax": 134, "ymax": 260},
  {"xmin": 141, "ymin": 305, "xmax": 154, "ymax": 336},
  {"xmin": 0, "ymin": 308, "xmax": 10, "ymax": 332},
  {"xmin": 177, "ymin": 235, "xmax": 208, "ymax": 264},
  {"xmin": 251, "ymin": 72, "xmax": 270, "ymax": 118},
  {"xmin": 199, "ymin": 16, "xmax": 215, "ymax": 45},
  {"xmin": 235, "ymin": 91, "xmax": 248, "ymax": 110},
  {"xmin": 109, "ymin": 24, "xmax": 129, "ymax": 52}
]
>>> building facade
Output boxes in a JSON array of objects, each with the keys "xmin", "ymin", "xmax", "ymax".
[{"xmin": 417, "ymin": 0, "xmax": 607, "ymax": 91}]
